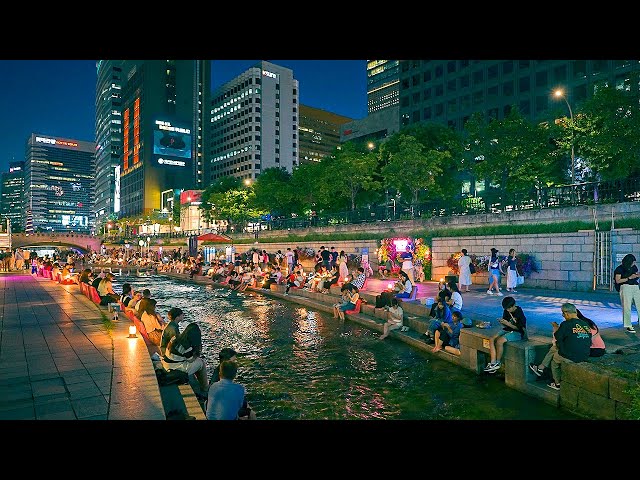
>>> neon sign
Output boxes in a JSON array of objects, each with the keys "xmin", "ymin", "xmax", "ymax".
[{"xmin": 35, "ymin": 136, "xmax": 78, "ymax": 147}]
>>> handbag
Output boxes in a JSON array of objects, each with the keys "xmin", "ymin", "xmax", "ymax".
[
  {"xmin": 469, "ymin": 263, "xmax": 476, "ymax": 274},
  {"xmin": 516, "ymin": 275, "xmax": 525, "ymax": 286}
]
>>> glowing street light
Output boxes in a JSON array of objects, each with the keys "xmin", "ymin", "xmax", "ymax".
[
  {"xmin": 367, "ymin": 142, "xmax": 375, "ymax": 151},
  {"xmin": 244, "ymin": 179, "xmax": 252, "ymax": 186},
  {"xmin": 553, "ymin": 89, "xmax": 576, "ymax": 186}
]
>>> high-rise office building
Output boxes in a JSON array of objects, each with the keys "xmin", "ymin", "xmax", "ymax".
[
  {"xmin": 367, "ymin": 60, "xmax": 399, "ymax": 114},
  {"xmin": 94, "ymin": 60, "xmax": 143, "ymax": 227},
  {"xmin": 298, "ymin": 105, "xmax": 352, "ymax": 163},
  {"xmin": 118, "ymin": 60, "xmax": 210, "ymax": 217},
  {"xmin": 397, "ymin": 60, "xmax": 640, "ymax": 130},
  {"xmin": 208, "ymin": 61, "xmax": 299, "ymax": 182},
  {"xmin": 24, "ymin": 134, "xmax": 95, "ymax": 234},
  {"xmin": 1, "ymin": 161, "xmax": 25, "ymax": 232}
]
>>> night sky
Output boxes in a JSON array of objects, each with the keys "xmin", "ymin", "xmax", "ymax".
[{"xmin": 0, "ymin": 59, "xmax": 368, "ymax": 174}]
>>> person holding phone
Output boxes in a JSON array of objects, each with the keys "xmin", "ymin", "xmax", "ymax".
[
  {"xmin": 614, "ymin": 253, "xmax": 640, "ymax": 333},
  {"xmin": 484, "ymin": 296, "xmax": 527, "ymax": 373}
]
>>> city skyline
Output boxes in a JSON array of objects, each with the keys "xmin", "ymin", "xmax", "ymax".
[{"xmin": 0, "ymin": 59, "xmax": 368, "ymax": 174}]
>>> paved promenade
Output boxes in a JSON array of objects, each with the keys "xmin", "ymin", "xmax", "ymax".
[
  {"xmin": 0, "ymin": 272, "xmax": 164, "ymax": 420},
  {"xmin": 1, "ymin": 271, "xmax": 638, "ymax": 420}
]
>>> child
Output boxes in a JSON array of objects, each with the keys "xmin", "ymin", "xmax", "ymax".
[
  {"xmin": 484, "ymin": 296, "xmax": 527, "ymax": 373},
  {"xmin": 432, "ymin": 311, "xmax": 463, "ymax": 356}
]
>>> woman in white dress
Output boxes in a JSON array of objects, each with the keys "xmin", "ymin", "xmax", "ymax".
[{"xmin": 457, "ymin": 249, "xmax": 472, "ymax": 292}]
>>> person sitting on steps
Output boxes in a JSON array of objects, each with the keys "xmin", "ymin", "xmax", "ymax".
[{"xmin": 484, "ymin": 296, "xmax": 527, "ymax": 373}]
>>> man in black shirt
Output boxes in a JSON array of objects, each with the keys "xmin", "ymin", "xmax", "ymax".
[
  {"xmin": 320, "ymin": 246, "xmax": 331, "ymax": 269},
  {"xmin": 484, "ymin": 296, "xmax": 527, "ymax": 373},
  {"xmin": 613, "ymin": 253, "xmax": 639, "ymax": 333},
  {"xmin": 529, "ymin": 302, "xmax": 591, "ymax": 390}
]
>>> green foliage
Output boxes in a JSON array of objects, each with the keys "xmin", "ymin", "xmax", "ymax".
[
  {"xmin": 381, "ymin": 134, "xmax": 449, "ymax": 203},
  {"xmin": 251, "ymin": 167, "xmax": 295, "ymax": 216},
  {"xmin": 623, "ymin": 372, "xmax": 640, "ymax": 420},
  {"xmin": 331, "ymin": 142, "xmax": 381, "ymax": 210},
  {"xmin": 573, "ymin": 75, "xmax": 640, "ymax": 181},
  {"xmin": 465, "ymin": 108, "xmax": 562, "ymax": 193}
]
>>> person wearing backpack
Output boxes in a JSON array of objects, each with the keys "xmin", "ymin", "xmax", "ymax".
[{"xmin": 613, "ymin": 253, "xmax": 640, "ymax": 333}]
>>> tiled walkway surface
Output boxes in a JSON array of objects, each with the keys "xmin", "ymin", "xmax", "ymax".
[{"xmin": 0, "ymin": 273, "xmax": 165, "ymax": 420}]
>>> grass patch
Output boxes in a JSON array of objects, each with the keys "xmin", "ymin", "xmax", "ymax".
[
  {"xmin": 100, "ymin": 311, "xmax": 115, "ymax": 335},
  {"xmin": 229, "ymin": 219, "xmax": 616, "ymax": 246}
]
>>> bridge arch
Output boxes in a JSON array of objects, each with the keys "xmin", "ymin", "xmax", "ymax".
[{"xmin": 11, "ymin": 233, "xmax": 103, "ymax": 254}]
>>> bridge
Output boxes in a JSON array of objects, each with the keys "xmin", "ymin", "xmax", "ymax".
[{"xmin": 10, "ymin": 233, "xmax": 103, "ymax": 253}]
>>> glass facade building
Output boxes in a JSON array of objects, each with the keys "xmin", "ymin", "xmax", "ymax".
[
  {"xmin": 94, "ymin": 60, "xmax": 143, "ymax": 228},
  {"xmin": 1, "ymin": 161, "xmax": 25, "ymax": 231},
  {"xmin": 24, "ymin": 134, "xmax": 95, "ymax": 234},
  {"xmin": 397, "ymin": 60, "xmax": 640, "ymax": 130},
  {"xmin": 118, "ymin": 60, "xmax": 210, "ymax": 217},
  {"xmin": 367, "ymin": 60, "xmax": 399, "ymax": 114}
]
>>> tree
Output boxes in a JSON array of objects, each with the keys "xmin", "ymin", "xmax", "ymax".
[
  {"xmin": 572, "ymin": 76, "xmax": 640, "ymax": 181},
  {"xmin": 250, "ymin": 167, "xmax": 295, "ymax": 216},
  {"xmin": 199, "ymin": 177, "xmax": 242, "ymax": 222},
  {"xmin": 465, "ymin": 108, "xmax": 559, "ymax": 201},
  {"xmin": 381, "ymin": 134, "xmax": 449, "ymax": 204},
  {"xmin": 331, "ymin": 142, "xmax": 380, "ymax": 210},
  {"xmin": 290, "ymin": 160, "xmax": 335, "ymax": 213}
]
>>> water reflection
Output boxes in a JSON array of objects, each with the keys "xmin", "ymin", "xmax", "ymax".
[{"xmin": 115, "ymin": 275, "xmax": 578, "ymax": 421}]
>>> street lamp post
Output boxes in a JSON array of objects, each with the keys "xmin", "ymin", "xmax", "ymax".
[{"xmin": 554, "ymin": 89, "xmax": 576, "ymax": 188}]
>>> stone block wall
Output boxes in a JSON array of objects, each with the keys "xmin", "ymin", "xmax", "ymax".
[{"xmin": 431, "ymin": 232, "xmax": 597, "ymax": 291}]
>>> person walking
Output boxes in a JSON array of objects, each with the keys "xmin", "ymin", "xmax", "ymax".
[
  {"xmin": 505, "ymin": 248, "xmax": 518, "ymax": 293},
  {"xmin": 457, "ymin": 249, "xmax": 473, "ymax": 292},
  {"xmin": 614, "ymin": 253, "xmax": 640, "ymax": 333},
  {"xmin": 398, "ymin": 245, "xmax": 415, "ymax": 284},
  {"xmin": 487, "ymin": 248, "xmax": 503, "ymax": 296}
]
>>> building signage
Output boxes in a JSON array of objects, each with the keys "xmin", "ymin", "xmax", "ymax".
[
  {"xmin": 157, "ymin": 158, "xmax": 186, "ymax": 167},
  {"xmin": 35, "ymin": 136, "xmax": 78, "ymax": 147},
  {"xmin": 153, "ymin": 119, "xmax": 192, "ymax": 169},
  {"xmin": 262, "ymin": 70, "xmax": 277, "ymax": 79}
]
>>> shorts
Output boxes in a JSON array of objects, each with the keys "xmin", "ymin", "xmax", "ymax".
[
  {"xmin": 500, "ymin": 330, "xmax": 521, "ymax": 342},
  {"xmin": 490, "ymin": 269, "xmax": 501, "ymax": 279},
  {"xmin": 339, "ymin": 302, "xmax": 356, "ymax": 312}
]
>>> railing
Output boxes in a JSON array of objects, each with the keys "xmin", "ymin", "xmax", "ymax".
[{"xmin": 103, "ymin": 176, "xmax": 640, "ymax": 242}]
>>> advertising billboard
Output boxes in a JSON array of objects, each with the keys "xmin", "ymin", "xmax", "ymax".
[{"xmin": 153, "ymin": 120, "xmax": 192, "ymax": 168}]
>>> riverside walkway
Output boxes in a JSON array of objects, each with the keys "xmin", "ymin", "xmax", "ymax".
[{"xmin": 0, "ymin": 272, "xmax": 165, "ymax": 420}]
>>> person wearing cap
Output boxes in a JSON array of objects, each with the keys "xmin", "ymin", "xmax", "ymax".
[
  {"xmin": 487, "ymin": 248, "xmax": 503, "ymax": 296},
  {"xmin": 97, "ymin": 272, "xmax": 119, "ymax": 305}
]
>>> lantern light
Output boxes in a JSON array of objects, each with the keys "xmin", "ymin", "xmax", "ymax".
[{"xmin": 128, "ymin": 325, "xmax": 137, "ymax": 338}]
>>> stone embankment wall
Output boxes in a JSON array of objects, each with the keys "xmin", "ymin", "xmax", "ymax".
[
  {"xmin": 432, "ymin": 232, "xmax": 596, "ymax": 291},
  {"xmin": 432, "ymin": 228, "xmax": 640, "ymax": 292},
  {"xmin": 229, "ymin": 202, "xmax": 640, "ymax": 242}
]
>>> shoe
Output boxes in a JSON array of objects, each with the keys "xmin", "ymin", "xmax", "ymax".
[
  {"xmin": 625, "ymin": 326, "xmax": 636, "ymax": 333},
  {"xmin": 496, "ymin": 291, "xmax": 503, "ymax": 296},
  {"xmin": 487, "ymin": 290, "xmax": 493, "ymax": 295},
  {"xmin": 283, "ymin": 292, "xmax": 289, "ymax": 296},
  {"xmin": 151, "ymin": 352, "xmax": 161, "ymax": 361},
  {"xmin": 547, "ymin": 382, "xmax": 560, "ymax": 390},
  {"xmin": 529, "ymin": 363, "xmax": 542, "ymax": 377},
  {"xmin": 483, "ymin": 362, "xmax": 500, "ymax": 372},
  {"xmin": 511, "ymin": 290, "xmax": 517, "ymax": 293}
]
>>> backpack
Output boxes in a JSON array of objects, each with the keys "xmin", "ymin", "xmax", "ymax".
[{"xmin": 469, "ymin": 263, "xmax": 476, "ymax": 274}]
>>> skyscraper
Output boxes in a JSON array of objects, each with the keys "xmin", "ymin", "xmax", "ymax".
[
  {"xmin": 118, "ymin": 60, "xmax": 210, "ymax": 217},
  {"xmin": 208, "ymin": 61, "xmax": 299, "ymax": 182},
  {"xmin": 367, "ymin": 60, "xmax": 399, "ymax": 114},
  {"xmin": 1, "ymin": 161, "xmax": 25, "ymax": 232},
  {"xmin": 94, "ymin": 60, "xmax": 143, "ymax": 227},
  {"xmin": 24, "ymin": 134, "xmax": 95, "ymax": 234},
  {"xmin": 397, "ymin": 60, "xmax": 640, "ymax": 130}
]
